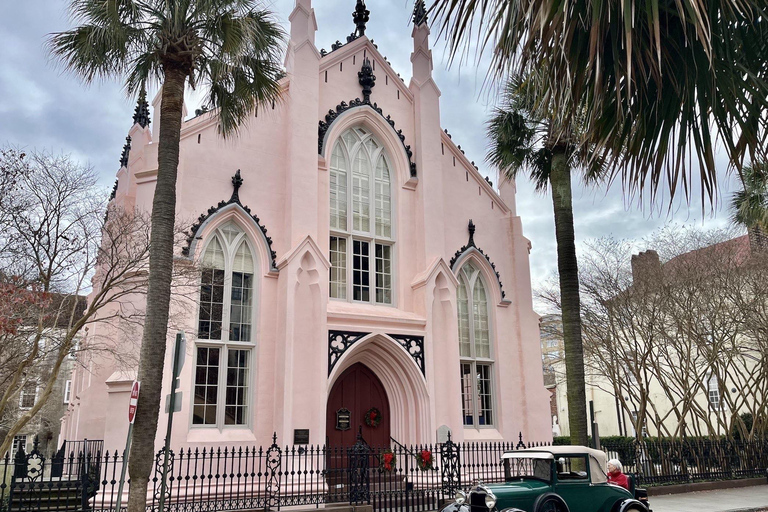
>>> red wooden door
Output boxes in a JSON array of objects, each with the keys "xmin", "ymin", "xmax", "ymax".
[{"xmin": 326, "ymin": 363, "xmax": 390, "ymax": 448}]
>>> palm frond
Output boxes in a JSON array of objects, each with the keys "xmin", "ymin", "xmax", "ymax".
[{"xmin": 429, "ymin": 0, "xmax": 768, "ymax": 205}]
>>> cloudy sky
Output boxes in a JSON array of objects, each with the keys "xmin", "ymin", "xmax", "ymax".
[{"xmin": 0, "ymin": 0, "xmax": 743, "ymax": 308}]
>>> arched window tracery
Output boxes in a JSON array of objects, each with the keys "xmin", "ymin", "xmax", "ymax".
[
  {"xmin": 329, "ymin": 127, "xmax": 394, "ymax": 304},
  {"xmin": 457, "ymin": 261, "xmax": 495, "ymax": 427},
  {"xmin": 195, "ymin": 222, "xmax": 255, "ymax": 428}
]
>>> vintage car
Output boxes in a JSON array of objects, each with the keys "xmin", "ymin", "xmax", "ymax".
[{"xmin": 440, "ymin": 446, "xmax": 651, "ymax": 512}]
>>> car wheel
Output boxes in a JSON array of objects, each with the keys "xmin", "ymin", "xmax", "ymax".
[{"xmin": 537, "ymin": 497, "xmax": 567, "ymax": 512}]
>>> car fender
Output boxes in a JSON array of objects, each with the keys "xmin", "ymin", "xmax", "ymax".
[
  {"xmin": 499, "ymin": 509, "xmax": 527, "ymax": 512},
  {"xmin": 439, "ymin": 503, "xmax": 469, "ymax": 512},
  {"xmin": 612, "ymin": 498, "xmax": 649, "ymax": 512},
  {"xmin": 533, "ymin": 492, "xmax": 570, "ymax": 512}
]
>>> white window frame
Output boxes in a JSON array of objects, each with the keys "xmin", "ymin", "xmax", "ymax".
[
  {"xmin": 457, "ymin": 262, "xmax": 496, "ymax": 429},
  {"xmin": 329, "ymin": 127, "xmax": 396, "ymax": 306},
  {"xmin": 12, "ymin": 435, "xmax": 27, "ymax": 455},
  {"xmin": 19, "ymin": 382, "xmax": 37, "ymax": 410},
  {"xmin": 707, "ymin": 373, "xmax": 723, "ymax": 411},
  {"xmin": 192, "ymin": 222, "xmax": 258, "ymax": 430},
  {"xmin": 64, "ymin": 380, "xmax": 72, "ymax": 405},
  {"xmin": 191, "ymin": 344, "xmax": 253, "ymax": 430}
]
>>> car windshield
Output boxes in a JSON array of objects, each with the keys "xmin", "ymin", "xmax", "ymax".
[{"xmin": 503, "ymin": 456, "xmax": 552, "ymax": 483}]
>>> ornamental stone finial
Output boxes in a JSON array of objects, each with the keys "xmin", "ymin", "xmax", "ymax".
[
  {"xmin": 358, "ymin": 57, "xmax": 376, "ymax": 103},
  {"xmin": 133, "ymin": 87, "xmax": 151, "ymax": 128},
  {"xmin": 353, "ymin": 0, "xmax": 370, "ymax": 37},
  {"xmin": 230, "ymin": 170, "xmax": 243, "ymax": 204},
  {"xmin": 468, "ymin": 219, "xmax": 476, "ymax": 247},
  {"xmin": 413, "ymin": 0, "xmax": 428, "ymax": 26}
]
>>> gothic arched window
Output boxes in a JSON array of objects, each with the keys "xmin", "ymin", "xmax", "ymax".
[
  {"xmin": 457, "ymin": 261, "xmax": 495, "ymax": 427},
  {"xmin": 329, "ymin": 127, "xmax": 394, "ymax": 304},
  {"xmin": 194, "ymin": 222, "xmax": 255, "ymax": 428}
]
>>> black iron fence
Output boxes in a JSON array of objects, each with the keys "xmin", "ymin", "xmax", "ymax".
[
  {"xmin": 2, "ymin": 433, "xmax": 766, "ymax": 512},
  {"xmin": 600, "ymin": 437, "xmax": 768, "ymax": 486}
]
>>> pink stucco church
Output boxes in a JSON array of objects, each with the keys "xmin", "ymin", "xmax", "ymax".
[{"xmin": 60, "ymin": 0, "xmax": 550, "ymax": 451}]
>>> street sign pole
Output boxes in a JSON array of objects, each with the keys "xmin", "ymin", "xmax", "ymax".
[
  {"xmin": 115, "ymin": 381, "xmax": 140, "ymax": 512},
  {"xmin": 158, "ymin": 332, "xmax": 186, "ymax": 512}
]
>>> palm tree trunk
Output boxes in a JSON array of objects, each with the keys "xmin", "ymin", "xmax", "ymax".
[
  {"xmin": 126, "ymin": 66, "xmax": 186, "ymax": 512},
  {"xmin": 549, "ymin": 150, "xmax": 589, "ymax": 446},
  {"xmin": 748, "ymin": 225, "xmax": 766, "ymax": 253}
]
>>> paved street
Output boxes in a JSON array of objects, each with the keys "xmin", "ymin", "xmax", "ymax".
[{"xmin": 650, "ymin": 485, "xmax": 768, "ymax": 512}]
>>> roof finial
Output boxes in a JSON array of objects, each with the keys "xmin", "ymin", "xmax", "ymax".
[
  {"xmin": 133, "ymin": 87, "xmax": 151, "ymax": 128},
  {"xmin": 358, "ymin": 57, "xmax": 376, "ymax": 103},
  {"xmin": 468, "ymin": 219, "xmax": 476, "ymax": 247},
  {"xmin": 353, "ymin": 0, "xmax": 370, "ymax": 37},
  {"xmin": 229, "ymin": 170, "xmax": 243, "ymax": 204},
  {"xmin": 119, "ymin": 136, "xmax": 132, "ymax": 168},
  {"xmin": 413, "ymin": 0, "xmax": 428, "ymax": 26}
]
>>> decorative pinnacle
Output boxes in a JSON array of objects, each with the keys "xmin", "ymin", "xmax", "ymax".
[
  {"xmin": 353, "ymin": 0, "xmax": 370, "ymax": 37},
  {"xmin": 358, "ymin": 57, "xmax": 376, "ymax": 103},
  {"xmin": 467, "ymin": 219, "xmax": 476, "ymax": 247},
  {"xmin": 230, "ymin": 169, "xmax": 243, "ymax": 204},
  {"xmin": 133, "ymin": 87, "xmax": 151, "ymax": 128},
  {"xmin": 413, "ymin": 0, "xmax": 428, "ymax": 26},
  {"xmin": 119, "ymin": 136, "xmax": 132, "ymax": 168}
]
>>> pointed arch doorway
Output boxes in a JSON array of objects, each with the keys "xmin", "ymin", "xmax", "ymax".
[{"xmin": 326, "ymin": 363, "xmax": 391, "ymax": 448}]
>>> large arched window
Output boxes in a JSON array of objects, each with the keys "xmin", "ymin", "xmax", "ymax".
[
  {"xmin": 457, "ymin": 261, "xmax": 495, "ymax": 427},
  {"xmin": 194, "ymin": 222, "xmax": 255, "ymax": 428},
  {"xmin": 329, "ymin": 127, "xmax": 394, "ymax": 304}
]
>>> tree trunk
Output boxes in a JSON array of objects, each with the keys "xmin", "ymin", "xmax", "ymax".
[
  {"xmin": 126, "ymin": 67, "xmax": 186, "ymax": 512},
  {"xmin": 747, "ymin": 225, "xmax": 766, "ymax": 253},
  {"xmin": 549, "ymin": 150, "xmax": 589, "ymax": 446}
]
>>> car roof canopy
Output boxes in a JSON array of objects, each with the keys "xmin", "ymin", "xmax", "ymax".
[{"xmin": 503, "ymin": 446, "xmax": 608, "ymax": 484}]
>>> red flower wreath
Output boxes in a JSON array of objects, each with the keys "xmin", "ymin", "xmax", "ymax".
[
  {"xmin": 364, "ymin": 407, "xmax": 382, "ymax": 428},
  {"xmin": 380, "ymin": 449, "xmax": 397, "ymax": 472},
  {"xmin": 416, "ymin": 449, "xmax": 434, "ymax": 471}
]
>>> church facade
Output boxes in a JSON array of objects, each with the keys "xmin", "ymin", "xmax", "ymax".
[{"xmin": 60, "ymin": 0, "xmax": 550, "ymax": 451}]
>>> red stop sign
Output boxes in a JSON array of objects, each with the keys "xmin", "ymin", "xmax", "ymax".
[{"xmin": 128, "ymin": 381, "xmax": 140, "ymax": 424}]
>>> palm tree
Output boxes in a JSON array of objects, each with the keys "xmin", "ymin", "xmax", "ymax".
[
  {"xmin": 731, "ymin": 162, "xmax": 768, "ymax": 252},
  {"xmin": 430, "ymin": 0, "xmax": 767, "ymax": 445},
  {"xmin": 430, "ymin": 0, "xmax": 768, "ymax": 201},
  {"xmin": 49, "ymin": 3, "xmax": 284, "ymax": 511},
  {"xmin": 487, "ymin": 76, "xmax": 604, "ymax": 446}
]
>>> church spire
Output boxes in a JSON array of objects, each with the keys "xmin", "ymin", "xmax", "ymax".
[
  {"xmin": 132, "ymin": 87, "xmax": 151, "ymax": 128},
  {"xmin": 413, "ymin": 0, "xmax": 428, "ymax": 26}
]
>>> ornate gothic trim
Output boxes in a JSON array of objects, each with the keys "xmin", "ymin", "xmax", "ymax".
[
  {"xmin": 329, "ymin": 330, "xmax": 370, "ymax": 375},
  {"xmin": 318, "ymin": 99, "xmax": 417, "ymax": 177},
  {"xmin": 413, "ymin": 0, "xmax": 428, "ymax": 26},
  {"xmin": 328, "ymin": 330, "xmax": 425, "ymax": 376},
  {"xmin": 119, "ymin": 136, "xmax": 131, "ymax": 168},
  {"xmin": 387, "ymin": 333, "xmax": 425, "ymax": 375},
  {"xmin": 133, "ymin": 88, "xmax": 151, "ymax": 128},
  {"xmin": 450, "ymin": 220, "xmax": 507, "ymax": 300},
  {"xmin": 181, "ymin": 170, "xmax": 278, "ymax": 271}
]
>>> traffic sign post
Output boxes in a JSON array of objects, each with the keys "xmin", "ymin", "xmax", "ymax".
[
  {"xmin": 115, "ymin": 381, "xmax": 140, "ymax": 512},
  {"xmin": 158, "ymin": 332, "xmax": 186, "ymax": 512}
]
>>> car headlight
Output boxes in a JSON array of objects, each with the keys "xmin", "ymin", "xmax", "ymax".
[
  {"xmin": 484, "ymin": 491, "xmax": 497, "ymax": 509},
  {"xmin": 454, "ymin": 490, "xmax": 467, "ymax": 505}
]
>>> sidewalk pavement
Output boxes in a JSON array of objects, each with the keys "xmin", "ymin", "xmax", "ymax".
[{"xmin": 650, "ymin": 485, "xmax": 768, "ymax": 512}]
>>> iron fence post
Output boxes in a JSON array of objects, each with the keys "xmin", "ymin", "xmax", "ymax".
[
  {"xmin": 348, "ymin": 428, "xmax": 370, "ymax": 505},
  {"xmin": 440, "ymin": 432, "xmax": 460, "ymax": 497},
  {"xmin": 80, "ymin": 439, "xmax": 91, "ymax": 511},
  {"xmin": 265, "ymin": 432, "xmax": 282, "ymax": 511}
]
